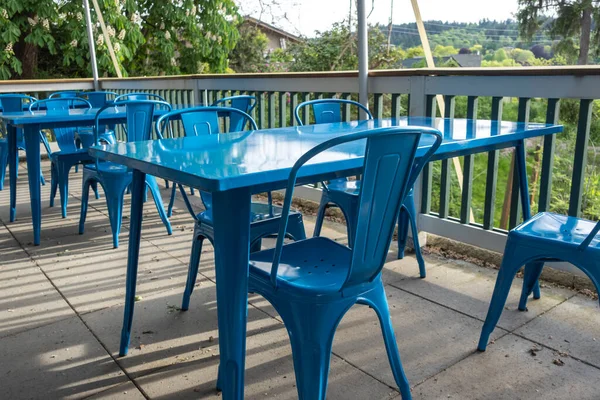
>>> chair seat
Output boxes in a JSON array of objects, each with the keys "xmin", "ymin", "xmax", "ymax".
[
  {"xmin": 197, "ymin": 201, "xmax": 298, "ymax": 224},
  {"xmin": 250, "ymin": 237, "xmax": 351, "ymax": 294},
  {"xmin": 512, "ymin": 212, "xmax": 600, "ymax": 250},
  {"xmin": 83, "ymin": 162, "xmax": 130, "ymax": 175},
  {"xmin": 327, "ymin": 179, "xmax": 360, "ymax": 195}
]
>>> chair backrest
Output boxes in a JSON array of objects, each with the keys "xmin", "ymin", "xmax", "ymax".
[
  {"xmin": 78, "ymin": 91, "xmax": 117, "ymax": 108},
  {"xmin": 156, "ymin": 106, "xmax": 257, "ymax": 215},
  {"xmin": 114, "ymin": 92, "xmax": 167, "ymax": 103},
  {"xmin": 211, "ymin": 95, "xmax": 257, "ymax": 132},
  {"xmin": 0, "ymin": 94, "xmax": 37, "ymax": 112},
  {"xmin": 295, "ymin": 99, "xmax": 373, "ymax": 126},
  {"xmin": 0, "ymin": 94, "xmax": 36, "ymax": 145},
  {"xmin": 579, "ymin": 220, "xmax": 600, "ymax": 251},
  {"xmin": 29, "ymin": 98, "xmax": 92, "ymax": 152},
  {"xmin": 156, "ymin": 106, "xmax": 257, "ymax": 138},
  {"xmin": 269, "ymin": 126, "xmax": 442, "ymax": 289},
  {"xmin": 49, "ymin": 91, "xmax": 79, "ymax": 99}
]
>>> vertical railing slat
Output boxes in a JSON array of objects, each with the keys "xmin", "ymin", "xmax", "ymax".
[
  {"xmin": 420, "ymin": 95, "xmax": 437, "ymax": 214},
  {"xmin": 538, "ymin": 98, "xmax": 560, "ymax": 212},
  {"xmin": 569, "ymin": 98, "xmax": 593, "ymax": 217},
  {"xmin": 342, "ymin": 93, "xmax": 352, "ymax": 121},
  {"xmin": 289, "ymin": 92, "xmax": 298, "ymax": 126},
  {"xmin": 483, "ymin": 96, "xmax": 503, "ymax": 230},
  {"xmin": 373, "ymin": 93, "xmax": 383, "ymax": 120},
  {"xmin": 508, "ymin": 97, "xmax": 530, "ymax": 229},
  {"xmin": 391, "ymin": 94, "xmax": 401, "ymax": 119},
  {"xmin": 460, "ymin": 96, "xmax": 478, "ymax": 224},
  {"xmin": 268, "ymin": 92, "xmax": 276, "ymax": 128},
  {"xmin": 258, "ymin": 92, "xmax": 266, "ymax": 129},
  {"xmin": 439, "ymin": 95, "xmax": 455, "ymax": 219},
  {"xmin": 279, "ymin": 92, "xmax": 287, "ymax": 128}
]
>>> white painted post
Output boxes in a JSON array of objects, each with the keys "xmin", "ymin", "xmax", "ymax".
[
  {"xmin": 357, "ymin": 0, "xmax": 368, "ymax": 119},
  {"xmin": 83, "ymin": 0, "xmax": 100, "ymax": 90}
]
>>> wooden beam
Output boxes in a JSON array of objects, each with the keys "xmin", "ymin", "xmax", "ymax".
[{"xmin": 90, "ymin": 0, "xmax": 123, "ymax": 78}]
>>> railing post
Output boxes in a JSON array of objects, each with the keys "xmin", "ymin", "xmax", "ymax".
[
  {"xmin": 483, "ymin": 96, "xmax": 503, "ymax": 230},
  {"xmin": 408, "ymin": 76, "xmax": 427, "ymax": 117},
  {"xmin": 569, "ymin": 99, "xmax": 593, "ymax": 217},
  {"xmin": 538, "ymin": 98, "xmax": 560, "ymax": 212},
  {"xmin": 439, "ymin": 95, "xmax": 455, "ymax": 219},
  {"xmin": 460, "ymin": 96, "xmax": 478, "ymax": 224}
]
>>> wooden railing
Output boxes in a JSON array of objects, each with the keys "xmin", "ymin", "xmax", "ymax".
[{"xmin": 2, "ymin": 67, "xmax": 599, "ymax": 261}]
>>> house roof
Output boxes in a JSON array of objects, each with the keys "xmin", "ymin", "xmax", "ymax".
[
  {"xmin": 242, "ymin": 16, "xmax": 301, "ymax": 42},
  {"xmin": 401, "ymin": 54, "xmax": 482, "ymax": 68}
]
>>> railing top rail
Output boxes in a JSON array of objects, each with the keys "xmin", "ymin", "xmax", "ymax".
[
  {"xmin": 0, "ymin": 77, "xmax": 95, "ymax": 86},
  {"xmin": 370, "ymin": 66, "xmax": 600, "ymax": 77}
]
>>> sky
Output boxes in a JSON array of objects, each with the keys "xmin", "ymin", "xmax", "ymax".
[{"xmin": 238, "ymin": 0, "xmax": 520, "ymax": 37}]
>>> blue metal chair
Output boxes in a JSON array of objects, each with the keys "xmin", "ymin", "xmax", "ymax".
[
  {"xmin": 294, "ymin": 99, "xmax": 429, "ymax": 277},
  {"xmin": 75, "ymin": 91, "xmax": 118, "ymax": 148},
  {"xmin": 0, "ymin": 94, "xmax": 45, "ymax": 190},
  {"xmin": 478, "ymin": 212, "xmax": 600, "ymax": 351},
  {"xmin": 211, "ymin": 95, "xmax": 257, "ymax": 132},
  {"xmin": 163, "ymin": 104, "xmax": 258, "ymax": 217},
  {"xmin": 117, "ymin": 107, "xmax": 307, "ymax": 356},
  {"xmin": 159, "ymin": 106, "xmax": 306, "ymax": 300},
  {"xmin": 49, "ymin": 91, "xmax": 79, "ymax": 99},
  {"xmin": 79, "ymin": 100, "xmax": 173, "ymax": 248},
  {"xmin": 114, "ymin": 92, "xmax": 167, "ymax": 102},
  {"xmin": 30, "ymin": 98, "xmax": 96, "ymax": 218},
  {"xmin": 247, "ymin": 126, "xmax": 442, "ymax": 399}
]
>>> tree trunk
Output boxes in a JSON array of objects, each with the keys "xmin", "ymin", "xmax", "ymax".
[
  {"xmin": 16, "ymin": 42, "xmax": 39, "ymax": 79},
  {"xmin": 578, "ymin": 5, "xmax": 592, "ymax": 65}
]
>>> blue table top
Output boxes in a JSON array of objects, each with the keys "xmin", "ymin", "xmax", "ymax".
[
  {"xmin": 0, "ymin": 106, "xmax": 172, "ymax": 127},
  {"xmin": 88, "ymin": 117, "xmax": 562, "ymax": 193}
]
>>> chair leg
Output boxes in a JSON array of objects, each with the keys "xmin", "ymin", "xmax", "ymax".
[
  {"xmin": 167, "ymin": 184, "xmax": 177, "ymax": 218},
  {"xmin": 286, "ymin": 214, "xmax": 307, "ymax": 241},
  {"xmin": 397, "ymin": 205, "xmax": 409, "ymax": 260},
  {"xmin": 39, "ymin": 166, "xmax": 45, "ymax": 186},
  {"xmin": 518, "ymin": 261, "xmax": 545, "ymax": 311},
  {"xmin": 106, "ymin": 192, "xmax": 126, "ymax": 249},
  {"xmin": 78, "ymin": 178, "xmax": 93, "ymax": 234},
  {"xmin": 313, "ymin": 195, "xmax": 329, "ymax": 238},
  {"xmin": 361, "ymin": 283, "xmax": 412, "ymax": 399},
  {"xmin": 146, "ymin": 175, "xmax": 172, "ymax": 235},
  {"xmin": 0, "ymin": 144, "xmax": 8, "ymax": 191},
  {"xmin": 92, "ymin": 181, "xmax": 100, "ymax": 199},
  {"xmin": 404, "ymin": 195, "xmax": 426, "ymax": 278},
  {"xmin": 277, "ymin": 300, "xmax": 349, "ymax": 400},
  {"xmin": 478, "ymin": 240, "xmax": 524, "ymax": 351},
  {"xmin": 341, "ymin": 204, "xmax": 358, "ymax": 249},
  {"xmin": 49, "ymin": 163, "xmax": 58, "ymax": 208},
  {"xmin": 189, "ymin": 186, "xmax": 195, "ymax": 195},
  {"xmin": 181, "ymin": 229, "xmax": 205, "ymax": 311},
  {"xmin": 57, "ymin": 161, "xmax": 73, "ymax": 218},
  {"xmin": 250, "ymin": 239, "xmax": 262, "ymax": 253},
  {"xmin": 164, "ymin": 179, "xmax": 169, "ymax": 189}
]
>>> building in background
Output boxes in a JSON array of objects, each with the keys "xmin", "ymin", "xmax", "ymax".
[{"xmin": 242, "ymin": 16, "xmax": 301, "ymax": 53}]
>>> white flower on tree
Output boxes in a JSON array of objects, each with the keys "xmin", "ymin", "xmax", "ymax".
[
  {"xmin": 0, "ymin": 9, "xmax": 8, "ymax": 19},
  {"xmin": 27, "ymin": 17, "xmax": 37, "ymax": 26},
  {"xmin": 42, "ymin": 18, "xmax": 50, "ymax": 30},
  {"xmin": 164, "ymin": 31, "xmax": 171, "ymax": 40},
  {"xmin": 5, "ymin": 42, "xmax": 13, "ymax": 54},
  {"xmin": 170, "ymin": 57, "xmax": 177, "ymax": 66},
  {"xmin": 70, "ymin": 39, "xmax": 78, "ymax": 48},
  {"xmin": 118, "ymin": 29, "xmax": 126, "ymax": 40},
  {"xmin": 114, "ymin": 43, "xmax": 121, "ymax": 53},
  {"xmin": 96, "ymin": 35, "xmax": 104, "ymax": 46},
  {"xmin": 76, "ymin": 12, "xmax": 83, "ymax": 21}
]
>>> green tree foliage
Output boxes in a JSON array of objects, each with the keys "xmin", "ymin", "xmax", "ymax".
[
  {"xmin": 285, "ymin": 23, "xmax": 405, "ymax": 72},
  {"xmin": 229, "ymin": 23, "xmax": 269, "ymax": 73},
  {"xmin": 0, "ymin": 0, "xmax": 240, "ymax": 80},
  {"xmin": 517, "ymin": 0, "xmax": 599, "ymax": 64}
]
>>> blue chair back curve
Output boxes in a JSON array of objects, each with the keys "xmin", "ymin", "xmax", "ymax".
[
  {"xmin": 295, "ymin": 98, "xmax": 373, "ymax": 126},
  {"xmin": 269, "ymin": 126, "xmax": 442, "ymax": 288}
]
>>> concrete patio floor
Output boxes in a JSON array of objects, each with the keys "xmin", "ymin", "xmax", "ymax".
[{"xmin": 1, "ymin": 160, "xmax": 599, "ymax": 399}]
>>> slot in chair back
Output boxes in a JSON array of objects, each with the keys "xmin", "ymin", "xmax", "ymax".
[
  {"xmin": 29, "ymin": 98, "xmax": 92, "ymax": 153},
  {"xmin": 79, "ymin": 91, "xmax": 118, "ymax": 108},
  {"xmin": 114, "ymin": 93, "xmax": 167, "ymax": 103},
  {"xmin": 156, "ymin": 106, "xmax": 257, "ymax": 213},
  {"xmin": 269, "ymin": 126, "xmax": 442, "ymax": 288},
  {"xmin": 49, "ymin": 91, "xmax": 79, "ymax": 99},
  {"xmin": 211, "ymin": 95, "xmax": 257, "ymax": 132},
  {"xmin": 295, "ymin": 98, "xmax": 372, "ymax": 126}
]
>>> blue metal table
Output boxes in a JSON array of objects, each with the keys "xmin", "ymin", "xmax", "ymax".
[
  {"xmin": 89, "ymin": 117, "xmax": 561, "ymax": 400},
  {"xmin": 0, "ymin": 107, "xmax": 169, "ymax": 245}
]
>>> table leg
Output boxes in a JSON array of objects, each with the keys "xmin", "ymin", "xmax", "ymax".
[
  {"xmin": 212, "ymin": 188, "xmax": 251, "ymax": 400},
  {"xmin": 7, "ymin": 125, "xmax": 17, "ymax": 222},
  {"xmin": 119, "ymin": 169, "xmax": 146, "ymax": 356},
  {"xmin": 515, "ymin": 139, "xmax": 541, "ymax": 299},
  {"xmin": 24, "ymin": 125, "xmax": 41, "ymax": 245}
]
